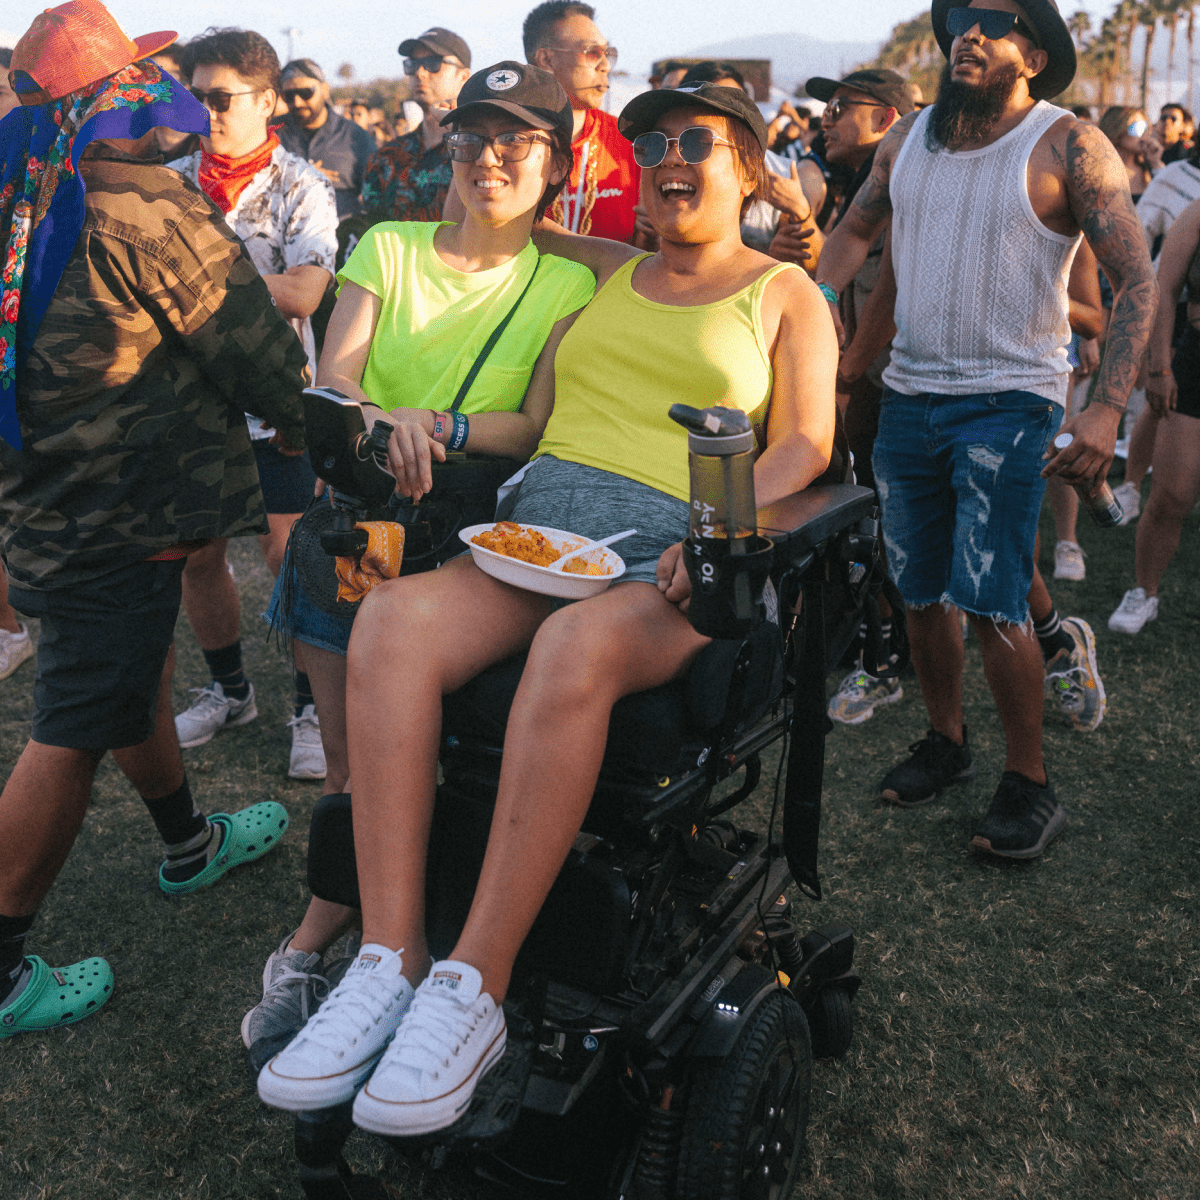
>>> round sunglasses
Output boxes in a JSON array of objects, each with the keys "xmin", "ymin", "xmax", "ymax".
[
  {"xmin": 189, "ymin": 87, "xmax": 261, "ymax": 113},
  {"xmin": 632, "ymin": 126, "xmax": 736, "ymax": 169},
  {"xmin": 1127, "ymin": 119, "xmax": 1149, "ymax": 138},
  {"xmin": 945, "ymin": 7, "xmax": 1041, "ymax": 46},
  {"xmin": 444, "ymin": 130, "xmax": 554, "ymax": 162}
]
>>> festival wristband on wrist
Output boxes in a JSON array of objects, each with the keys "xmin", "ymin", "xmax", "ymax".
[
  {"xmin": 431, "ymin": 411, "xmax": 450, "ymax": 443},
  {"xmin": 1148, "ymin": 369, "xmax": 1171, "ymax": 378},
  {"xmin": 817, "ymin": 282, "xmax": 839, "ymax": 305},
  {"xmin": 449, "ymin": 411, "xmax": 469, "ymax": 451}
]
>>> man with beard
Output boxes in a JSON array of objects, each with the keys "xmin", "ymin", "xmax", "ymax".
[{"xmin": 815, "ymin": 1, "xmax": 1155, "ymax": 859}]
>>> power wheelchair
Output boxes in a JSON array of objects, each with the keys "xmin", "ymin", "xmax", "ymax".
[{"xmin": 280, "ymin": 391, "xmax": 881, "ymax": 1200}]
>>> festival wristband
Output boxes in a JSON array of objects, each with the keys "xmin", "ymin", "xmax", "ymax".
[
  {"xmin": 817, "ymin": 283, "xmax": 839, "ymax": 305},
  {"xmin": 449, "ymin": 411, "xmax": 469, "ymax": 451},
  {"xmin": 431, "ymin": 411, "xmax": 450, "ymax": 443},
  {"xmin": 1148, "ymin": 369, "xmax": 1171, "ymax": 378}
]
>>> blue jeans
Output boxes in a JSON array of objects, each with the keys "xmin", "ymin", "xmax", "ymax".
[{"xmin": 872, "ymin": 389, "xmax": 1062, "ymax": 625}]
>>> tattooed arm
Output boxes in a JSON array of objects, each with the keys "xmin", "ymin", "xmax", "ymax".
[{"xmin": 1042, "ymin": 120, "xmax": 1157, "ymax": 491}]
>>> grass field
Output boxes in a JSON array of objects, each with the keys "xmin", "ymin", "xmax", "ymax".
[{"xmin": 1, "ymin": 484, "xmax": 1197, "ymax": 1200}]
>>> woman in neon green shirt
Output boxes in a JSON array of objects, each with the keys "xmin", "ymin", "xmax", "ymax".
[
  {"xmin": 257, "ymin": 84, "xmax": 838, "ymax": 1131},
  {"xmin": 245, "ymin": 64, "xmax": 593, "ymax": 1056}
]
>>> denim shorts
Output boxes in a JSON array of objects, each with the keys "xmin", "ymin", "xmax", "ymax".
[
  {"xmin": 9, "ymin": 558, "xmax": 185, "ymax": 749},
  {"xmin": 264, "ymin": 553, "xmax": 355, "ymax": 656},
  {"xmin": 872, "ymin": 389, "xmax": 1062, "ymax": 624}
]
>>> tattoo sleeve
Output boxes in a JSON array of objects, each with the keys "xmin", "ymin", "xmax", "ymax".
[{"xmin": 1065, "ymin": 122, "xmax": 1158, "ymax": 411}]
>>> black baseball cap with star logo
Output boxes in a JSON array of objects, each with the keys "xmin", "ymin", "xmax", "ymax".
[{"xmin": 440, "ymin": 60, "xmax": 573, "ymax": 146}]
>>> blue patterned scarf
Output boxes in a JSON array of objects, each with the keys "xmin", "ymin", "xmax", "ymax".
[{"xmin": 0, "ymin": 61, "xmax": 209, "ymax": 450}]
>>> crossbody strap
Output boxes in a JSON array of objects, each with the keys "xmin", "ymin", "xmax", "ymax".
[{"xmin": 450, "ymin": 255, "xmax": 543, "ymax": 411}]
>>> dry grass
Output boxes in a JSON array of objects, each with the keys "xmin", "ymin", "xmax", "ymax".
[{"xmin": 1, "ymin": 488, "xmax": 1197, "ymax": 1199}]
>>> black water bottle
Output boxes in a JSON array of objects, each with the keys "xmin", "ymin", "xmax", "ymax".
[{"xmin": 669, "ymin": 404, "xmax": 773, "ymax": 638}]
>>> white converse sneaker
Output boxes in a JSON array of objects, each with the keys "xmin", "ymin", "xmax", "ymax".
[
  {"xmin": 287, "ymin": 705, "xmax": 327, "ymax": 780},
  {"xmin": 1053, "ymin": 540, "xmax": 1086, "ymax": 582},
  {"xmin": 1107, "ymin": 587, "xmax": 1158, "ymax": 635},
  {"xmin": 0, "ymin": 624, "xmax": 33, "ymax": 682},
  {"xmin": 1111, "ymin": 480, "xmax": 1140, "ymax": 526},
  {"xmin": 175, "ymin": 681, "xmax": 257, "ymax": 748},
  {"xmin": 353, "ymin": 960, "xmax": 506, "ymax": 1136},
  {"xmin": 257, "ymin": 944, "xmax": 414, "ymax": 1112}
]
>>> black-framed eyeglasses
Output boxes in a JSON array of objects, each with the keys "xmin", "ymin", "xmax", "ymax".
[
  {"xmin": 282, "ymin": 86, "xmax": 316, "ymax": 103},
  {"xmin": 546, "ymin": 43, "xmax": 618, "ymax": 67},
  {"xmin": 404, "ymin": 54, "xmax": 460, "ymax": 75},
  {"xmin": 189, "ymin": 87, "xmax": 260, "ymax": 113},
  {"xmin": 825, "ymin": 97, "xmax": 888, "ymax": 123},
  {"xmin": 444, "ymin": 130, "xmax": 554, "ymax": 162},
  {"xmin": 946, "ymin": 7, "xmax": 1040, "ymax": 46},
  {"xmin": 632, "ymin": 126, "xmax": 736, "ymax": 168}
]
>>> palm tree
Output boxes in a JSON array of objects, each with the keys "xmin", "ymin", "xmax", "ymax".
[
  {"xmin": 1068, "ymin": 9, "xmax": 1093, "ymax": 50},
  {"xmin": 1162, "ymin": 2, "xmax": 1182, "ymax": 99},
  {"xmin": 1138, "ymin": 1, "xmax": 1162, "ymax": 110}
]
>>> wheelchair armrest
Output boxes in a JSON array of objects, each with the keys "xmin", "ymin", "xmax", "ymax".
[{"xmin": 757, "ymin": 484, "xmax": 876, "ymax": 564}]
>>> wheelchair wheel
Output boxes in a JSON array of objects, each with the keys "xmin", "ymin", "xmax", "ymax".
[
  {"xmin": 675, "ymin": 990, "xmax": 811, "ymax": 1200},
  {"xmin": 806, "ymin": 985, "xmax": 853, "ymax": 1060}
]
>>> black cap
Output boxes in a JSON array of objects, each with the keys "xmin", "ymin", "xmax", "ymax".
[
  {"xmin": 399, "ymin": 27, "xmax": 471, "ymax": 68},
  {"xmin": 618, "ymin": 83, "xmax": 768, "ymax": 153},
  {"xmin": 441, "ymin": 61, "xmax": 572, "ymax": 145},
  {"xmin": 281, "ymin": 58, "xmax": 326, "ymax": 84},
  {"xmin": 804, "ymin": 68, "xmax": 915, "ymax": 115}
]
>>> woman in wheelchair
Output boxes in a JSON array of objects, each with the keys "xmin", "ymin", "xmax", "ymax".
[
  {"xmin": 244, "ymin": 63, "xmax": 594, "ymax": 1053},
  {"xmin": 257, "ymin": 82, "xmax": 838, "ymax": 1136}
]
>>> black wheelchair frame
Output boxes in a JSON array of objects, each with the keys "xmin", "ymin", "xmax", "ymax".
[{"xmin": 280, "ymin": 446, "xmax": 881, "ymax": 1199}]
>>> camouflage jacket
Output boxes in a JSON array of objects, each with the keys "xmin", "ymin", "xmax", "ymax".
[{"xmin": 0, "ymin": 149, "xmax": 308, "ymax": 590}]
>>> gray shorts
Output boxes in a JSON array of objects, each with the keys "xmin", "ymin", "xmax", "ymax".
[{"xmin": 510, "ymin": 456, "xmax": 688, "ymax": 586}]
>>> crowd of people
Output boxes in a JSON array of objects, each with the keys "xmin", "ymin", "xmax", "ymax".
[{"xmin": 0, "ymin": 0, "xmax": 1191, "ymax": 1155}]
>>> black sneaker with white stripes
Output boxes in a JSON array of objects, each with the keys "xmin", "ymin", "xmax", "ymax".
[{"xmin": 970, "ymin": 771, "xmax": 1066, "ymax": 859}]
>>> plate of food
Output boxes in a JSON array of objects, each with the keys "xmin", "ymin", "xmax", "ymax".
[{"xmin": 459, "ymin": 522, "xmax": 627, "ymax": 599}]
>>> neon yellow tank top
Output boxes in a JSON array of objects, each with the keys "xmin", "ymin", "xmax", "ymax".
[{"xmin": 536, "ymin": 254, "xmax": 798, "ymax": 502}]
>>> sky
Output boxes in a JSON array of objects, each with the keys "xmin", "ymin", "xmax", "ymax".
[{"xmin": 3, "ymin": 0, "xmax": 1122, "ymax": 92}]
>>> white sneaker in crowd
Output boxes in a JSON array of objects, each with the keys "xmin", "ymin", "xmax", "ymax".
[
  {"xmin": 1108, "ymin": 588, "xmax": 1158, "ymax": 635},
  {"xmin": 175, "ymin": 681, "xmax": 257, "ymax": 748},
  {"xmin": 353, "ymin": 959, "xmax": 506, "ymax": 1137},
  {"xmin": 287, "ymin": 704, "xmax": 327, "ymax": 780},
  {"xmin": 1053, "ymin": 540, "xmax": 1086, "ymax": 582},
  {"xmin": 1111, "ymin": 480, "xmax": 1140, "ymax": 526},
  {"xmin": 258, "ymin": 944, "xmax": 415, "ymax": 1112},
  {"xmin": 0, "ymin": 624, "xmax": 34, "ymax": 681}
]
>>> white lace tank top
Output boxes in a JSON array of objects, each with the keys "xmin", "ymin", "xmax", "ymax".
[{"xmin": 882, "ymin": 100, "xmax": 1081, "ymax": 406}]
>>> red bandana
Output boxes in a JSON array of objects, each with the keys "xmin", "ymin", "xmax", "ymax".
[{"xmin": 198, "ymin": 132, "xmax": 279, "ymax": 213}]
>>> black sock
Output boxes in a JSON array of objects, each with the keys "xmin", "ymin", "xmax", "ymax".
[
  {"xmin": 202, "ymin": 641, "xmax": 249, "ymax": 701},
  {"xmin": 0, "ymin": 912, "xmax": 35, "ymax": 1006},
  {"xmin": 142, "ymin": 778, "xmax": 207, "ymax": 846},
  {"xmin": 1033, "ymin": 609, "xmax": 1074, "ymax": 662},
  {"xmin": 160, "ymin": 821, "xmax": 223, "ymax": 884},
  {"xmin": 294, "ymin": 671, "xmax": 314, "ymax": 718}
]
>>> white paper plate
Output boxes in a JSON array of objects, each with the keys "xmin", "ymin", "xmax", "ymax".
[{"xmin": 459, "ymin": 523, "xmax": 627, "ymax": 599}]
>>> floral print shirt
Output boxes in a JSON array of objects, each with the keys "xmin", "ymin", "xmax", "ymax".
[{"xmin": 359, "ymin": 131, "xmax": 453, "ymax": 224}]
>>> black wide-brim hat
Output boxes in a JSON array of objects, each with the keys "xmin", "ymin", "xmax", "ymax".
[{"xmin": 931, "ymin": 0, "xmax": 1076, "ymax": 100}]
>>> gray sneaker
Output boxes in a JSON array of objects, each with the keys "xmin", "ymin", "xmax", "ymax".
[
  {"xmin": 175, "ymin": 681, "xmax": 257, "ymax": 748},
  {"xmin": 241, "ymin": 932, "xmax": 333, "ymax": 1053}
]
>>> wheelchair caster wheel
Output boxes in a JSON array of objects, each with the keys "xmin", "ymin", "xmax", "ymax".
[{"xmin": 806, "ymin": 985, "xmax": 853, "ymax": 1060}]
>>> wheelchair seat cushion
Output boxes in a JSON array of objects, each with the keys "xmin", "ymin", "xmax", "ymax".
[{"xmin": 442, "ymin": 624, "xmax": 783, "ymax": 781}]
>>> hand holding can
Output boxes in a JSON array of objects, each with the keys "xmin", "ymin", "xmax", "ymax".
[{"xmin": 1052, "ymin": 432, "xmax": 1123, "ymax": 527}]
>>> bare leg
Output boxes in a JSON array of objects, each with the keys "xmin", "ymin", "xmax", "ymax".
[
  {"xmin": 258, "ymin": 513, "xmax": 297, "ymax": 581},
  {"xmin": 451, "ymin": 584, "xmax": 709, "ymax": 1002},
  {"xmin": 0, "ymin": 741, "xmax": 104, "ymax": 915},
  {"xmin": 345, "ymin": 558, "xmax": 552, "ymax": 983},
  {"xmin": 0, "ymin": 574, "xmax": 21, "ymax": 635},
  {"xmin": 110, "ymin": 649, "xmax": 184, "ymax": 798},
  {"xmin": 299, "ymin": 642, "xmax": 349, "ymax": 789},
  {"xmin": 1027, "ymin": 532, "xmax": 1052, "ymax": 625},
  {"xmin": 1134, "ymin": 412, "xmax": 1200, "ymax": 597},
  {"xmin": 1124, "ymin": 404, "xmax": 1160, "ymax": 493},
  {"xmin": 968, "ymin": 616, "xmax": 1046, "ymax": 783},
  {"xmin": 907, "ymin": 603, "xmax": 965, "ymax": 743},
  {"xmin": 292, "ymin": 897, "xmax": 358, "ymax": 957},
  {"xmin": 181, "ymin": 539, "xmax": 239, "ymax": 651},
  {"xmin": 1048, "ymin": 476, "xmax": 1079, "ymax": 546}
]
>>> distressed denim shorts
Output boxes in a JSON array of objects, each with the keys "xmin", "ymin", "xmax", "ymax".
[{"xmin": 872, "ymin": 388, "xmax": 1063, "ymax": 625}]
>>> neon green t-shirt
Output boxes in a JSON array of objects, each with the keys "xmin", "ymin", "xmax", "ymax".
[{"xmin": 336, "ymin": 221, "xmax": 595, "ymax": 414}]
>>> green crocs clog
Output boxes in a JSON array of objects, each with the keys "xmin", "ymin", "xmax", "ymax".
[
  {"xmin": 0, "ymin": 955, "xmax": 114, "ymax": 1038},
  {"xmin": 159, "ymin": 801, "xmax": 289, "ymax": 896}
]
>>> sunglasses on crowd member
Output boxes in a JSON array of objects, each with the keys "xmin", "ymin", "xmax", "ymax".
[
  {"xmin": 824, "ymin": 97, "xmax": 889, "ymax": 124},
  {"xmin": 189, "ymin": 87, "xmax": 260, "ymax": 112},
  {"xmin": 403, "ymin": 54, "xmax": 460, "ymax": 75},
  {"xmin": 444, "ymin": 130, "xmax": 555, "ymax": 162},
  {"xmin": 632, "ymin": 126, "xmax": 736, "ymax": 169},
  {"xmin": 946, "ymin": 7, "xmax": 1041, "ymax": 46},
  {"xmin": 282, "ymin": 86, "xmax": 317, "ymax": 103},
  {"xmin": 546, "ymin": 43, "xmax": 618, "ymax": 67},
  {"xmin": 1127, "ymin": 118, "xmax": 1149, "ymax": 138}
]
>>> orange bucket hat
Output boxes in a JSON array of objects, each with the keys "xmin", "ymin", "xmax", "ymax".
[{"xmin": 10, "ymin": 0, "xmax": 177, "ymax": 104}]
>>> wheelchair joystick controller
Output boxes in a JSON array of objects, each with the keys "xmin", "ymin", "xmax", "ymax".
[{"xmin": 669, "ymin": 403, "xmax": 773, "ymax": 639}]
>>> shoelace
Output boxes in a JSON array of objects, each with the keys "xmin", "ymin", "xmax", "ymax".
[
  {"xmin": 303, "ymin": 972, "xmax": 404, "ymax": 1051},
  {"xmin": 263, "ymin": 961, "xmax": 331, "ymax": 1024},
  {"xmin": 287, "ymin": 712, "xmax": 321, "ymax": 743},
  {"xmin": 184, "ymin": 684, "xmax": 234, "ymax": 714},
  {"xmin": 388, "ymin": 990, "xmax": 479, "ymax": 1075}
]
